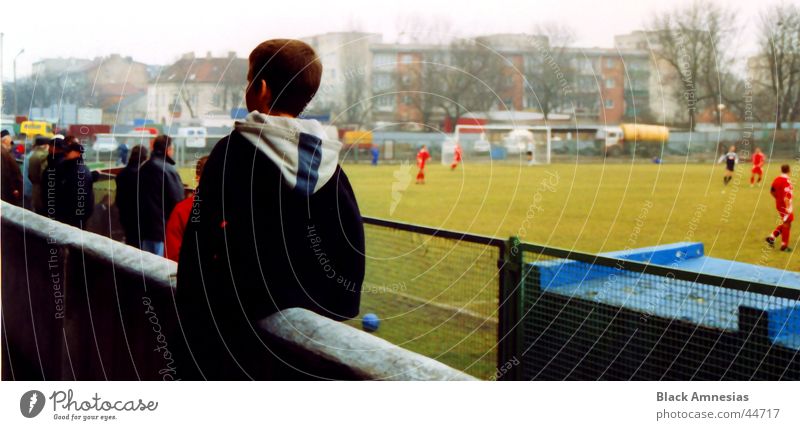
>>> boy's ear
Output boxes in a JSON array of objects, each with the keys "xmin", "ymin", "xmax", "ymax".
[{"xmin": 259, "ymin": 79, "xmax": 272, "ymax": 111}]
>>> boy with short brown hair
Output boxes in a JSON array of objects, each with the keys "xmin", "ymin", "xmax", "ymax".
[{"xmin": 177, "ymin": 39, "xmax": 365, "ymax": 380}]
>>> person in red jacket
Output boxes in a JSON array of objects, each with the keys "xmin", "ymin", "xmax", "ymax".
[
  {"xmin": 751, "ymin": 146, "xmax": 765, "ymax": 186},
  {"xmin": 416, "ymin": 145, "xmax": 430, "ymax": 184},
  {"xmin": 165, "ymin": 156, "xmax": 208, "ymax": 262},
  {"xmin": 766, "ymin": 164, "xmax": 794, "ymax": 252},
  {"xmin": 450, "ymin": 143, "xmax": 462, "ymax": 170}
]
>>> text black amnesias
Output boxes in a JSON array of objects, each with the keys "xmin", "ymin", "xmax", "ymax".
[{"xmin": 657, "ymin": 391, "xmax": 750, "ymax": 402}]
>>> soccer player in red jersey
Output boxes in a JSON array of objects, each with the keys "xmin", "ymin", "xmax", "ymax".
[
  {"xmin": 766, "ymin": 164, "xmax": 794, "ymax": 252},
  {"xmin": 416, "ymin": 145, "xmax": 430, "ymax": 184},
  {"xmin": 751, "ymin": 147, "xmax": 765, "ymax": 186},
  {"xmin": 450, "ymin": 143, "xmax": 462, "ymax": 170}
]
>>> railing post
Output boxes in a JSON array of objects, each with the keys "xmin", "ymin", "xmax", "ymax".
[{"xmin": 498, "ymin": 236, "xmax": 523, "ymax": 380}]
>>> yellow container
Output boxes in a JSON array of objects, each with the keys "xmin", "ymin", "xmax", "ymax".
[{"xmin": 619, "ymin": 123, "xmax": 669, "ymax": 143}]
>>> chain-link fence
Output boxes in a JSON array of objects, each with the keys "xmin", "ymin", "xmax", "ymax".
[
  {"xmin": 353, "ymin": 218, "xmax": 503, "ymax": 379},
  {"xmin": 511, "ymin": 243, "xmax": 800, "ymax": 380}
]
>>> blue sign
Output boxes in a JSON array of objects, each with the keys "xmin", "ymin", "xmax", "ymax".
[
  {"xmin": 230, "ymin": 108, "xmax": 249, "ymax": 119},
  {"xmin": 133, "ymin": 118, "xmax": 155, "ymax": 127}
]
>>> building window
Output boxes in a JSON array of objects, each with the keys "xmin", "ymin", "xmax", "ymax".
[
  {"xmin": 402, "ymin": 95, "xmax": 414, "ymax": 105},
  {"xmin": 376, "ymin": 94, "xmax": 395, "ymax": 109},
  {"xmin": 372, "ymin": 53, "xmax": 395, "ymax": 68},
  {"xmin": 373, "ymin": 73, "xmax": 392, "ymax": 90},
  {"xmin": 524, "ymin": 55, "xmax": 541, "ymax": 72},
  {"xmin": 400, "ymin": 54, "xmax": 415, "ymax": 64},
  {"xmin": 605, "ymin": 99, "xmax": 614, "ymax": 109},
  {"xmin": 573, "ymin": 58, "xmax": 594, "ymax": 74},
  {"xmin": 606, "ymin": 58, "xmax": 615, "ymax": 68},
  {"xmin": 605, "ymin": 78, "xmax": 615, "ymax": 88},
  {"xmin": 577, "ymin": 76, "xmax": 595, "ymax": 92}
]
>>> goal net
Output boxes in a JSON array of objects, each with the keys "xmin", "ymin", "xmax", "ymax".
[{"xmin": 442, "ymin": 124, "xmax": 552, "ymax": 165}]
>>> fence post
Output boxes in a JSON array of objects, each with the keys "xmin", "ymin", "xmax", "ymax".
[{"xmin": 498, "ymin": 236, "xmax": 523, "ymax": 380}]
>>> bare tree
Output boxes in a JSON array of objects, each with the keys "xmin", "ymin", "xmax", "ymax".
[
  {"xmin": 5, "ymin": 71, "xmax": 96, "ymax": 116},
  {"xmin": 340, "ymin": 37, "xmax": 371, "ymax": 127},
  {"xmin": 394, "ymin": 51, "xmax": 441, "ymax": 127},
  {"xmin": 756, "ymin": 3, "xmax": 800, "ymax": 129},
  {"xmin": 394, "ymin": 13, "xmax": 455, "ymax": 44},
  {"xmin": 525, "ymin": 23, "xmax": 575, "ymax": 119},
  {"xmin": 648, "ymin": 0, "xmax": 737, "ymax": 130},
  {"xmin": 388, "ymin": 16, "xmax": 459, "ymax": 128},
  {"xmin": 179, "ymin": 88, "xmax": 197, "ymax": 119},
  {"xmin": 419, "ymin": 38, "xmax": 510, "ymax": 125},
  {"xmin": 213, "ymin": 57, "xmax": 247, "ymax": 112}
]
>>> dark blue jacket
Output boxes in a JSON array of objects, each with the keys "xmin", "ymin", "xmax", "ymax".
[
  {"xmin": 176, "ymin": 130, "xmax": 365, "ymax": 380},
  {"xmin": 136, "ymin": 151, "xmax": 185, "ymax": 242},
  {"xmin": 115, "ymin": 162, "xmax": 144, "ymax": 247},
  {"xmin": 52, "ymin": 156, "xmax": 94, "ymax": 228}
]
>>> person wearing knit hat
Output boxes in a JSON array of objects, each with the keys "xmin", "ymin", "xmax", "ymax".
[
  {"xmin": 49, "ymin": 135, "xmax": 94, "ymax": 228},
  {"xmin": 0, "ymin": 130, "xmax": 12, "ymax": 151}
]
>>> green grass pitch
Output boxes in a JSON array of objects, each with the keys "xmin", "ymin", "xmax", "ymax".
[
  {"xmin": 173, "ymin": 160, "xmax": 799, "ymax": 379},
  {"xmin": 345, "ymin": 161, "xmax": 799, "ymax": 270}
]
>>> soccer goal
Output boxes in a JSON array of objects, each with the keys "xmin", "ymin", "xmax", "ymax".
[{"xmin": 442, "ymin": 124, "xmax": 552, "ymax": 165}]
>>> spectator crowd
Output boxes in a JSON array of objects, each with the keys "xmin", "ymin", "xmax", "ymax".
[{"xmin": 1, "ymin": 128, "xmax": 187, "ymax": 257}]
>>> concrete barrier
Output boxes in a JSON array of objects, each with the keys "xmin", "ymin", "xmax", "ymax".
[
  {"xmin": 0, "ymin": 202, "xmax": 474, "ymax": 381},
  {"xmin": 260, "ymin": 308, "xmax": 475, "ymax": 380}
]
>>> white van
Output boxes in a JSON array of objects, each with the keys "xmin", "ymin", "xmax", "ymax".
[{"xmin": 178, "ymin": 127, "xmax": 207, "ymax": 148}]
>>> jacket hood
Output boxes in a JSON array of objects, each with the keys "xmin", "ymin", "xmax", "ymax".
[{"xmin": 235, "ymin": 111, "xmax": 342, "ymax": 196}]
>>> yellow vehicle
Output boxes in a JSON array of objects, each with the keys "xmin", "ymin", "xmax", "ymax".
[
  {"xmin": 343, "ymin": 130, "xmax": 373, "ymax": 147},
  {"xmin": 19, "ymin": 121, "xmax": 55, "ymax": 140}
]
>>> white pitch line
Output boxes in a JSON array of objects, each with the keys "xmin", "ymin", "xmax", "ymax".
[{"xmin": 390, "ymin": 291, "xmax": 499, "ymax": 324}]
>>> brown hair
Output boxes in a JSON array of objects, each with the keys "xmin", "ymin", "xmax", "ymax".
[
  {"xmin": 152, "ymin": 135, "xmax": 172, "ymax": 154},
  {"xmin": 129, "ymin": 144, "xmax": 149, "ymax": 167},
  {"xmin": 782, "ymin": 164, "xmax": 791, "ymax": 174},
  {"xmin": 195, "ymin": 155, "xmax": 209, "ymax": 179},
  {"xmin": 248, "ymin": 39, "xmax": 322, "ymax": 116}
]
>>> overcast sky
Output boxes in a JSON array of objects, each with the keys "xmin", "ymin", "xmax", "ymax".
[{"xmin": 0, "ymin": 0, "xmax": 772, "ymax": 80}]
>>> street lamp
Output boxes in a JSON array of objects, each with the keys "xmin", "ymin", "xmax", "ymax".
[
  {"xmin": 717, "ymin": 103, "xmax": 726, "ymax": 128},
  {"xmin": 1, "ymin": 33, "xmax": 4, "ymax": 117},
  {"xmin": 13, "ymin": 48, "xmax": 24, "ymax": 116}
]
